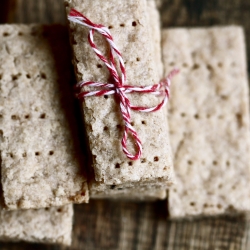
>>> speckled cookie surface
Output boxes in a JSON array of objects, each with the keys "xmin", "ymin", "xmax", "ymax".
[
  {"xmin": 0, "ymin": 24, "xmax": 88, "ymax": 210},
  {"xmin": 148, "ymin": 0, "xmax": 163, "ymax": 79},
  {"xmin": 162, "ymin": 27, "xmax": 250, "ymax": 218},
  {"xmin": 0, "ymin": 204, "xmax": 73, "ymax": 245},
  {"xmin": 65, "ymin": 0, "xmax": 173, "ymax": 186},
  {"xmin": 87, "ymin": 0, "xmax": 169, "ymax": 198}
]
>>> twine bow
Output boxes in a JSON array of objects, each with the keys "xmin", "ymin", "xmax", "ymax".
[{"xmin": 68, "ymin": 9, "xmax": 178, "ymax": 160}]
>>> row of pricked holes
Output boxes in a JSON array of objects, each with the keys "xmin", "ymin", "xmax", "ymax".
[
  {"xmin": 169, "ymin": 62, "xmax": 237, "ymax": 69},
  {"xmin": 0, "ymin": 74, "xmax": 45, "ymax": 81},
  {"xmin": 96, "ymin": 61, "xmax": 235, "ymax": 71},
  {"xmin": 7, "ymin": 151, "xmax": 54, "ymax": 158},
  {"xmin": 45, "ymin": 207, "xmax": 63, "ymax": 213},
  {"xmin": 115, "ymin": 156, "xmax": 160, "ymax": 169},
  {"xmin": 174, "ymin": 110, "xmax": 241, "ymax": 120},
  {"xmin": 178, "ymin": 113, "xmax": 224, "ymax": 119},
  {"xmin": 189, "ymin": 202, "xmax": 236, "ymax": 210},
  {"xmin": 189, "ymin": 202, "xmax": 226, "ymax": 210},
  {"xmin": 187, "ymin": 159, "xmax": 231, "ymax": 167},
  {"xmin": 96, "ymin": 57, "xmax": 140, "ymax": 69},
  {"xmin": 0, "ymin": 73, "xmax": 47, "ymax": 81},
  {"xmin": 3, "ymin": 32, "xmax": 26, "ymax": 37},
  {"xmin": 170, "ymin": 112, "xmax": 200, "ymax": 119},
  {"xmin": 96, "ymin": 60, "xmax": 235, "ymax": 70},
  {"xmin": 10, "ymin": 72, "xmax": 47, "ymax": 81},
  {"xmin": 103, "ymin": 121, "xmax": 146, "ymax": 132},
  {"xmin": 96, "ymin": 61, "xmax": 236, "ymax": 71},
  {"xmin": 108, "ymin": 21, "xmax": 137, "ymax": 29},
  {"xmin": 0, "ymin": 113, "xmax": 46, "ymax": 120},
  {"xmin": 172, "ymin": 111, "xmax": 243, "ymax": 128},
  {"xmin": 2, "ymin": 31, "xmax": 49, "ymax": 37}
]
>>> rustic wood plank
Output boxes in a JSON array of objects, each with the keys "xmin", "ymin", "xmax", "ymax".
[
  {"xmin": 1, "ymin": 0, "xmax": 250, "ymax": 249},
  {"xmin": 0, "ymin": 0, "xmax": 66, "ymax": 24},
  {"xmin": 0, "ymin": 0, "xmax": 14, "ymax": 23}
]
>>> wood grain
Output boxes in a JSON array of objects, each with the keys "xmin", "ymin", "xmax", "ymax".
[
  {"xmin": 0, "ymin": 0, "xmax": 250, "ymax": 249},
  {"xmin": 0, "ymin": 201, "xmax": 249, "ymax": 249}
]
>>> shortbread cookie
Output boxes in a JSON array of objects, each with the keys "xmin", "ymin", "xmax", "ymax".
[
  {"xmin": 0, "ymin": 204, "xmax": 73, "ymax": 245},
  {"xmin": 0, "ymin": 24, "xmax": 88, "ymax": 210},
  {"xmin": 65, "ymin": 0, "xmax": 173, "ymax": 186},
  {"xmin": 162, "ymin": 27, "xmax": 250, "ymax": 217},
  {"xmin": 87, "ymin": 0, "xmax": 168, "ymax": 199}
]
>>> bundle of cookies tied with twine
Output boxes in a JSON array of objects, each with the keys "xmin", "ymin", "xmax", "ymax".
[{"xmin": 0, "ymin": 0, "xmax": 249, "ymax": 246}]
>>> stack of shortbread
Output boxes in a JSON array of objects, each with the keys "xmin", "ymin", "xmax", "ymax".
[
  {"xmin": 65, "ymin": 0, "xmax": 173, "ymax": 200},
  {"xmin": 0, "ymin": 24, "xmax": 87, "ymax": 245},
  {"xmin": 0, "ymin": 0, "xmax": 250, "ymax": 245}
]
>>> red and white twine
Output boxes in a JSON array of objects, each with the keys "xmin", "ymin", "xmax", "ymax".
[{"xmin": 68, "ymin": 9, "xmax": 178, "ymax": 160}]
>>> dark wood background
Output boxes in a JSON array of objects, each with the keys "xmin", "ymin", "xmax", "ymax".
[{"xmin": 0, "ymin": 0, "xmax": 250, "ymax": 249}]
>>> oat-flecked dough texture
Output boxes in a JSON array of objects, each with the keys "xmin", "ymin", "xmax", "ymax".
[
  {"xmin": 147, "ymin": 0, "xmax": 163, "ymax": 79},
  {"xmin": 162, "ymin": 27, "xmax": 250, "ymax": 218},
  {"xmin": 87, "ymin": 0, "xmax": 169, "ymax": 197},
  {"xmin": 65, "ymin": 0, "xmax": 173, "ymax": 186},
  {"xmin": 0, "ymin": 24, "xmax": 89, "ymax": 210},
  {"xmin": 0, "ymin": 204, "xmax": 73, "ymax": 245}
]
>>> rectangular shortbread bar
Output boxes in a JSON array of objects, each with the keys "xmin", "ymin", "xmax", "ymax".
[
  {"xmin": 87, "ymin": 0, "xmax": 168, "ymax": 199},
  {"xmin": 0, "ymin": 24, "xmax": 89, "ymax": 210},
  {"xmin": 162, "ymin": 27, "xmax": 250, "ymax": 218},
  {"xmin": 65, "ymin": 0, "xmax": 174, "ymax": 187},
  {"xmin": 0, "ymin": 204, "xmax": 73, "ymax": 245}
]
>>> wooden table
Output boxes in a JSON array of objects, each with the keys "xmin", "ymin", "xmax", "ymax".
[{"xmin": 0, "ymin": 0, "xmax": 250, "ymax": 249}]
